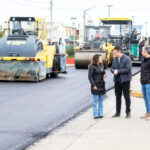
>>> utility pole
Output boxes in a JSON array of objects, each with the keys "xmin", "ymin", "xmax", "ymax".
[
  {"xmin": 50, "ymin": 0, "xmax": 53, "ymax": 42},
  {"xmin": 105, "ymin": 5, "xmax": 113, "ymax": 18},
  {"xmin": 83, "ymin": 10, "xmax": 86, "ymax": 42},
  {"xmin": 145, "ymin": 22, "xmax": 148, "ymax": 38},
  {"xmin": 71, "ymin": 17, "xmax": 77, "ymax": 50},
  {"xmin": 83, "ymin": 6, "xmax": 95, "ymax": 42},
  {"xmin": 131, "ymin": 16, "xmax": 135, "ymax": 27}
]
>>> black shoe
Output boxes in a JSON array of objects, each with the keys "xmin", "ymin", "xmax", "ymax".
[
  {"xmin": 112, "ymin": 113, "xmax": 120, "ymax": 117},
  {"xmin": 63, "ymin": 71, "xmax": 68, "ymax": 74},
  {"xmin": 94, "ymin": 116, "xmax": 99, "ymax": 119},
  {"xmin": 126, "ymin": 113, "xmax": 131, "ymax": 118},
  {"xmin": 98, "ymin": 116, "xmax": 103, "ymax": 118}
]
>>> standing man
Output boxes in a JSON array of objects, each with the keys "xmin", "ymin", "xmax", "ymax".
[
  {"xmin": 140, "ymin": 46, "xmax": 150, "ymax": 120},
  {"xmin": 111, "ymin": 46, "xmax": 132, "ymax": 118},
  {"xmin": 139, "ymin": 37, "xmax": 147, "ymax": 60}
]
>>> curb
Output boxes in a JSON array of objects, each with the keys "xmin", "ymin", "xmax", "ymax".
[
  {"xmin": 130, "ymin": 91, "xmax": 143, "ymax": 98},
  {"xmin": 66, "ymin": 64, "xmax": 75, "ymax": 67}
]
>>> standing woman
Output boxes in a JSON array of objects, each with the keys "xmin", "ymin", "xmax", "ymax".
[{"xmin": 88, "ymin": 54, "xmax": 106, "ymax": 119}]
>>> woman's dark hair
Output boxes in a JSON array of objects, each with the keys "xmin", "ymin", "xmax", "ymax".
[{"xmin": 88, "ymin": 54, "xmax": 102, "ymax": 68}]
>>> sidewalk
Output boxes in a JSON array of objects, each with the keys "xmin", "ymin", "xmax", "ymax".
[{"xmin": 27, "ymin": 73, "xmax": 150, "ymax": 150}]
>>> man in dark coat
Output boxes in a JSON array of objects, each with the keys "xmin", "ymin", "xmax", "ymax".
[
  {"xmin": 111, "ymin": 46, "xmax": 132, "ymax": 118},
  {"xmin": 140, "ymin": 46, "xmax": 150, "ymax": 120},
  {"xmin": 139, "ymin": 37, "xmax": 147, "ymax": 60},
  {"xmin": 131, "ymin": 29, "xmax": 140, "ymax": 44}
]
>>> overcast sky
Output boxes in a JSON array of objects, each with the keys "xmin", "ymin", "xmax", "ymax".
[{"xmin": 0, "ymin": 0, "xmax": 150, "ymax": 35}]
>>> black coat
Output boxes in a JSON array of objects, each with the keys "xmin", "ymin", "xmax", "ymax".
[
  {"xmin": 111, "ymin": 54, "xmax": 132, "ymax": 83},
  {"xmin": 141, "ymin": 57, "xmax": 150, "ymax": 84},
  {"xmin": 131, "ymin": 33, "xmax": 140, "ymax": 44},
  {"xmin": 88, "ymin": 64, "xmax": 106, "ymax": 95},
  {"xmin": 139, "ymin": 41, "xmax": 145, "ymax": 51}
]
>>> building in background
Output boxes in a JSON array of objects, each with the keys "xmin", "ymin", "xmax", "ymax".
[
  {"xmin": 45, "ymin": 22, "xmax": 67, "ymax": 42},
  {"xmin": 45, "ymin": 22, "xmax": 80, "ymax": 44}
]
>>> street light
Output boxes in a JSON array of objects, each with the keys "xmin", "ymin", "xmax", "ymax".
[
  {"xmin": 71, "ymin": 17, "xmax": 77, "ymax": 50},
  {"xmin": 105, "ymin": 5, "xmax": 113, "ymax": 18},
  {"xmin": 83, "ymin": 6, "xmax": 96, "ymax": 42}
]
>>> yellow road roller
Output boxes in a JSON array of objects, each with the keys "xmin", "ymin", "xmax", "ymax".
[{"xmin": 0, "ymin": 17, "xmax": 66, "ymax": 81}]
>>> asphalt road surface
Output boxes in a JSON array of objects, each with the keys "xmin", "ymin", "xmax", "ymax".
[{"xmin": 0, "ymin": 67, "xmax": 140, "ymax": 150}]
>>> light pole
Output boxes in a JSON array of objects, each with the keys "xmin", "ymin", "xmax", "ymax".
[
  {"xmin": 105, "ymin": 5, "xmax": 113, "ymax": 18},
  {"xmin": 50, "ymin": 0, "xmax": 53, "ymax": 42},
  {"xmin": 83, "ymin": 6, "xmax": 96, "ymax": 42},
  {"xmin": 71, "ymin": 17, "xmax": 77, "ymax": 50},
  {"xmin": 145, "ymin": 22, "xmax": 148, "ymax": 38},
  {"xmin": 131, "ymin": 16, "xmax": 135, "ymax": 27}
]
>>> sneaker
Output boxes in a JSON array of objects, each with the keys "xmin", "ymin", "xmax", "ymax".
[
  {"xmin": 126, "ymin": 113, "xmax": 131, "ymax": 118},
  {"xmin": 112, "ymin": 113, "xmax": 120, "ymax": 117},
  {"xmin": 140, "ymin": 113, "xmax": 150, "ymax": 119},
  {"xmin": 146, "ymin": 117, "xmax": 150, "ymax": 121}
]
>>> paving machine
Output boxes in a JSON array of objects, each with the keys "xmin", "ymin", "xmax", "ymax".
[
  {"xmin": 100, "ymin": 18, "xmax": 132, "ymax": 54},
  {"xmin": 75, "ymin": 25, "xmax": 110, "ymax": 69},
  {"xmin": 0, "ymin": 17, "xmax": 66, "ymax": 81},
  {"xmin": 100, "ymin": 18, "xmax": 141, "ymax": 65}
]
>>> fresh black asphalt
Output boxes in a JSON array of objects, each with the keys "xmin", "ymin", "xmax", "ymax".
[{"xmin": 0, "ymin": 67, "xmax": 140, "ymax": 150}]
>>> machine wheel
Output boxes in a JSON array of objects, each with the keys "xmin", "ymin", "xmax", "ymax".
[
  {"xmin": 50, "ymin": 72, "xmax": 58, "ymax": 78},
  {"xmin": 103, "ymin": 60, "xmax": 108, "ymax": 69},
  {"xmin": 50, "ymin": 56, "xmax": 60, "ymax": 78},
  {"xmin": 110, "ymin": 52, "xmax": 114, "ymax": 62},
  {"xmin": 108, "ymin": 62, "xmax": 112, "ymax": 67},
  {"xmin": 46, "ymin": 73, "xmax": 50, "ymax": 78},
  {"xmin": 53, "ymin": 57, "xmax": 60, "ymax": 71}
]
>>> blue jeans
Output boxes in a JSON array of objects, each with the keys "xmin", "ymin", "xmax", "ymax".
[
  {"xmin": 93, "ymin": 95, "xmax": 104, "ymax": 117},
  {"xmin": 141, "ymin": 84, "xmax": 150, "ymax": 113},
  {"xmin": 61, "ymin": 55, "xmax": 66, "ymax": 72}
]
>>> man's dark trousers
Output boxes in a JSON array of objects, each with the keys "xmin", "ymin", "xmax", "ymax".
[{"xmin": 115, "ymin": 81, "xmax": 131, "ymax": 114}]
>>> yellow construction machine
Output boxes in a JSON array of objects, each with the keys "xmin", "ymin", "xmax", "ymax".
[
  {"xmin": 100, "ymin": 18, "xmax": 133, "ymax": 56},
  {"xmin": 0, "ymin": 17, "xmax": 66, "ymax": 81}
]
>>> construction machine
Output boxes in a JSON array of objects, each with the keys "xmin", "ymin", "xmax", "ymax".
[
  {"xmin": 100, "ymin": 18, "xmax": 141, "ymax": 65},
  {"xmin": 100, "ymin": 18, "xmax": 132, "ymax": 54},
  {"xmin": 75, "ymin": 25, "xmax": 110, "ymax": 69},
  {"xmin": 0, "ymin": 17, "xmax": 66, "ymax": 81}
]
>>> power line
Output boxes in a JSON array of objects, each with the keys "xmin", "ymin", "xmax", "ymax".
[
  {"xmin": 20, "ymin": 0, "xmax": 49, "ymax": 4},
  {"xmin": 54, "ymin": 6, "xmax": 82, "ymax": 11},
  {"xmin": 7, "ymin": 0, "xmax": 49, "ymax": 9}
]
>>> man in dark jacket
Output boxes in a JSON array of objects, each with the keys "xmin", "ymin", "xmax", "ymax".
[
  {"xmin": 111, "ymin": 46, "xmax": 132, "ymax": 118},
  {"xmin": 139, "ymin": 37, "xmax": 147, "ymax": 60},
  {"xmin": 140, "ymin": 46, "xmax": 150, "ymax": 120}
]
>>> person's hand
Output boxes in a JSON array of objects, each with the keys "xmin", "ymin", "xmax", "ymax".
[
  {"xmin": 104, "ymin": 75, "xmax": 107, "ymax": 79},
  {"xmin": 114, "ymin": 70, "xmax": 118, "ymax": 75},
  {"xmin": 93, "ymin": 86, "xmax": 97, "ymax": 90}
]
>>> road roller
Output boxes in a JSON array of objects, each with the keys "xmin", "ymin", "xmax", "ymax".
[
  {"xmin": 0, "ymin": 17, "xmax": 66, "ymax": 81},
  {"xmin": 75, "ymin": 40, "xmax": 108, "ymax": 69},
  {"xmin": 75, "ymin": 25, "xmax": 110, "ymax": 69}
]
